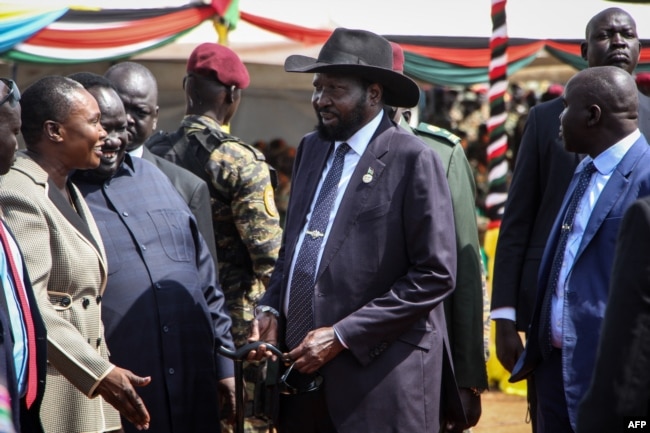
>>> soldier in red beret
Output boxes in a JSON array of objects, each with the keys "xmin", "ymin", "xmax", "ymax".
[{"xmin": 147, "ymin": 42, "xmax": 282, "ymax": 433}]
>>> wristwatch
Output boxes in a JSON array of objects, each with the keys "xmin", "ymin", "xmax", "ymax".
[{"xmin": 255, "ymin": 305, "xmax": 280, "ymax": 318}]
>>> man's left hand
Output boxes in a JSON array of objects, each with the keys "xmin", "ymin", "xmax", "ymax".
[
  {"xmin": 286, "ymin": 327, "xmax": 344, "ymax": 374},
  {"xmin": 441, "ymin": 388, "xmax": 482, "ymax": 432}
]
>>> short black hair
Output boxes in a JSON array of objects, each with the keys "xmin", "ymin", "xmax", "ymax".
[
  {"xmin": 20, "ymin": 76, "xmax": 84, "ymax": 146},
  {"xmin": 68, "ymin": 71, "xmax": 116, "ymax": 92}
]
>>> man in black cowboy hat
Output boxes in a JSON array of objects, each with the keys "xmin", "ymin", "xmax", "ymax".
[{"xmin": 248, "ymin": 28, "xmax": 460, "ymax": 433}]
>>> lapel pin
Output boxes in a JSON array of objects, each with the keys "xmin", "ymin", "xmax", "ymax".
[{"xmin": 362, "ymin": 167, "xmax": 374, "ymax": 184}]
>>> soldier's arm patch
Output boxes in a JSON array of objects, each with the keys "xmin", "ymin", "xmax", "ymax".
[{"xmin": 264, "ymin": 184, "xmax": 279, "ymax": 217}]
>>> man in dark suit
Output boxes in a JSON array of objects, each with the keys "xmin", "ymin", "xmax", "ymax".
[
  {"xmin": 510, "ymin": 66, "xmax": 650, "ymax": 432},
  {"xmin": 104, "ymin": 62, "xmax": 218, "ymax": 263},
  {"xmin": 248, "ymin": 28, "xmax": 458, "ymax": 433},
  {"xmin": 0, "ymin": 77, "xmax": 47, "ymax": 433},
  {"xmin": 491, "ymin": 7, "xmax": 650, "ymax": 430},
  {"xmin": 69, "ymin": 72, "xmax": 236, "ymax": 433},
  {"xmin": 576, "ymin": 196, "xmax": 650, "ymax": 433}
]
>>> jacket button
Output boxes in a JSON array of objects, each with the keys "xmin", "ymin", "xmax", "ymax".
[
  {"xmin": 96, "ymin": 295, "xmax": 102, "ymax": 304},
  {"xmin": 163, "ymin": 325, "xmax": 169, "ymax": 333},
  {"xmin": 61, "ymin": 297, "xmax": 71, "ymax": 307},
  {"xmin": 168, "ymin": 368, "xmax": 175, "ymax": 375}
]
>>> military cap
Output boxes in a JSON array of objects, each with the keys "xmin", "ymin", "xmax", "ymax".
[{"xmin": 187, "ymin": 42, "xmax": 250, "ymax": 89}]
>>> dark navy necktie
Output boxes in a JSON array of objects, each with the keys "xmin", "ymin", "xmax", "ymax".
[
  {"xmin": 539, "ymin": 161, "xmax": 597, "ymax": 358},
  {"xmin": 286, "ymin": 143, "xmax": 350, "ymax": 349}
]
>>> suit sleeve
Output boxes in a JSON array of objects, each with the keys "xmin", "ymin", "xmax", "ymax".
[
  {"xmin": 260, "ymin": 140, "xmax": 309, "ymax": 312},
  {"xmin": 577, "ymin": 199, "xmax": 650, "ymax": 433},
  {"xmin": 0, "ymin": 192, "xmax": 113, "ymax": 396},
  {"xmin": 335, "ymin": 146, "xmax": 457, "ymax": 365},
  {"xmin": 192, "ymin": 218, "xmax": 235, "ymax": 380},
  {"xmin": 491, "ymin": 106, "xmax": 542, "ymax": 321}
]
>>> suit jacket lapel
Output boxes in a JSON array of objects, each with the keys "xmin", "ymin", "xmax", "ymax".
[
  {"xmin": 47, "ymin": 178, "xmax": 101, "ymax": 253},
  {"xmin": 575, "ymin": 136, "xmax": 649, "ymax": 259},
  {"xmin": 284, "ymin": 140, "xmax": 333, "ymax": 264},
  {"xmin": 538, "ymin": 166, "xmax": 582, "ymax": 296}
]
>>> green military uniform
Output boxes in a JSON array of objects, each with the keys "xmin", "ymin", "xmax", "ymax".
[
  {"xmin": 402, "ymin": 118, "xmax": 489, "ymax": 392},
  {"xmin": 162, "ymin": 114, "xmax": 282, "ymax": 433}
]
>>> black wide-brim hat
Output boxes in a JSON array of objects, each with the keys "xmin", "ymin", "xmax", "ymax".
[{"xmin": 284, "ymin": 28, "xmax": 420, "ymax": 108}]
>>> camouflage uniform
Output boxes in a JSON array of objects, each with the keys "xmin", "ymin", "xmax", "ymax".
[
  {"xmin": 158, "ymin": 114, "xmax": 282, "ymax": 433},
  {"xmin": 179, "ymin": 115, "xmax": 282, "ymax": 344}
]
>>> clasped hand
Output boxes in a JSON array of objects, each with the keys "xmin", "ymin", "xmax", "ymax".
[{"xmin": 247, "ymin": 313, "xmax": 343, "ymax": 373}]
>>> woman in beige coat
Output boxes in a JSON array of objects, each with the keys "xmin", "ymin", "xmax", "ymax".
[{"xmin": 0, "ymin": 76, "xmax": 150, "ymax": 433}]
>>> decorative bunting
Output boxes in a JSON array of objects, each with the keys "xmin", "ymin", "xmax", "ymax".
[{"xmin": 2, "ymin": 4, "xmax": 650, "ymax": 83}]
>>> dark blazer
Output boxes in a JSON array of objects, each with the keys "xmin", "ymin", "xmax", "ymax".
[
  {"xmin": 0, "ymin": 222, "xmax": 47, "ymax": 433},
  {"xmin": 492, "ymin": 98, "xmax": 580, "ymax": 329},
  {"xmin": 260, "ymin": 114, "xmax": 460, "ymax": 432},
  {"xmin": 576, "ymin": 196, "xmax": 650, "ymax": 433},
  {"xmin": 492, "ymin": 91, "xmax": 650, "ymax": 331},
  {"xmin": 140, "ymin": 146, "xmax": 218, "ymax": 264},
  {"xmin": 512, "ymin": 135, "xmax": 650, "ymax": 430}
]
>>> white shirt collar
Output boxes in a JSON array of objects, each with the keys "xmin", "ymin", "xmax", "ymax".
[{"xmin": 334, "ymin": 110, "xmax": 384, "ymax": 156}]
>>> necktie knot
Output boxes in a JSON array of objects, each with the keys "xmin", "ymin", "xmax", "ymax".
[
  {"xmin": 583, "ymin": 162, "xmax": 597, "ymax": 176},
  {"xmin": 336, "ymin": 143, "xmax": 350, "ymax": 158}
]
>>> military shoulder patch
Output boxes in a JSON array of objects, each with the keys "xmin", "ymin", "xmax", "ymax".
[
  {"xmin": 264, "ymin": 184, "xmax": 279, "ymax": 217},
  {"xmin": 414, "ymin": 122, "xmax": 461, "ymax": 147}
]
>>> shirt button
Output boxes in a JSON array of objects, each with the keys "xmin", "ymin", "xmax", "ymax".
[
  {"xmin": 141, "ymin": 245, "xmax": 147, "ymax": 251},
  {"xmin": 168, "ymin": 368, "xmax": 175, "ymax": 375},
  {"xmin": 122, "ymin": 211, "xmax": 129, "ymax": 217}
]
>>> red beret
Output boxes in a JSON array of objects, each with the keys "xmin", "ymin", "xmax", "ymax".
[
  {"xmin": 636, "ymin": 72, "xmax": 650, "ymax": 86},
  {"xmin": 390, "ymin": 42, "xmax": 405, "ymax": 74},
  {"xmin": 547, "ymin": 83, "xmax": 564, "ymax": 96},
  {"xmin": 186, "ymin": 42, "xmax": 250, "ymax": 89}
]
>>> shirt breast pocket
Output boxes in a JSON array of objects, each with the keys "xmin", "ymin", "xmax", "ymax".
[{"xmin": 148, "ymin": 209, "xmax": 194, "ymax": 262}]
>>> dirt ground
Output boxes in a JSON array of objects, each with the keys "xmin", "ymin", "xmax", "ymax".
[{"xmin": 472, "ymin": 389, "xmax": 532, "ymax": 433}]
